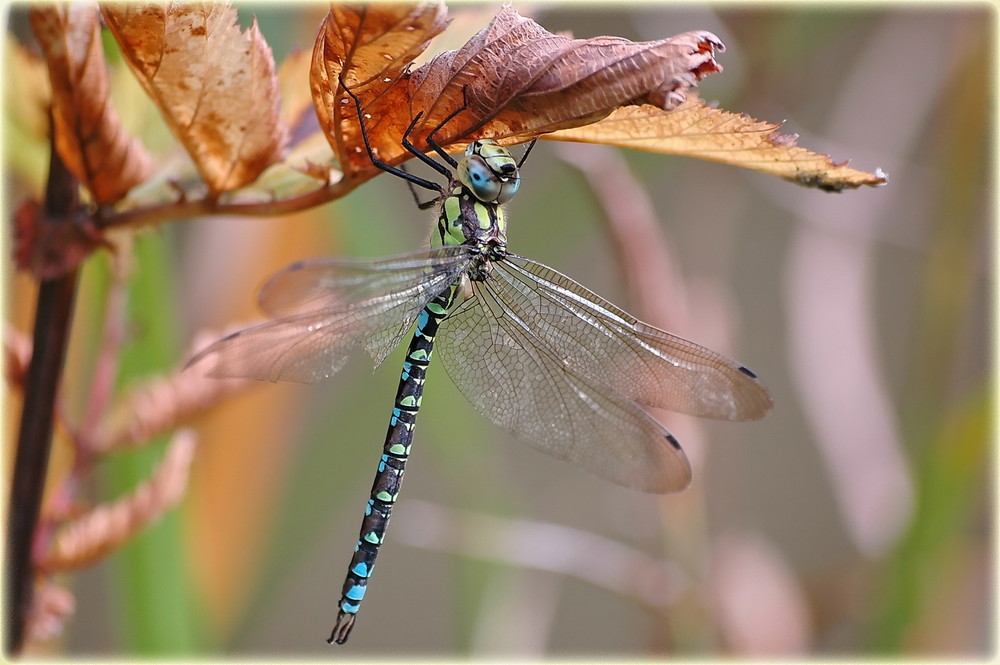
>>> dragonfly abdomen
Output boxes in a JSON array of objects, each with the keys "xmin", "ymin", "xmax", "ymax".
[{"xmin": 328, "ymin": 286, "xmax": 457, "ymax": 645}]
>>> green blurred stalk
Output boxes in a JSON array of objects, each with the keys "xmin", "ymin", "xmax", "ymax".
[
  {"xmin": 867, "ymin": 35, "xmax": 990, "ymax": 652},
  {"xmin": 869, "ymin": 388, "xmax": 991, "ymax": 652},
  {"xmin": 98, "ymin": 231, "xmax": 203, "ymax": 654}
]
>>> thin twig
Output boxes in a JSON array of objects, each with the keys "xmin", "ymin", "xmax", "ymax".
[{"xmin": 98, "ymin": 175, "xmax": 357, "ymax": 231}]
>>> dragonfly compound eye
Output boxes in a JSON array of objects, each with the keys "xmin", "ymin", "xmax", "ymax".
[{"xmin": 459, "ymin": 154, "xmax": 503, "ymax": 202}]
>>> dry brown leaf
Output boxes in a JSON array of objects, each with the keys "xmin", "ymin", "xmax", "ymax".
[
  {"xmin": 310, "ymin": 2, "xmax": 450, "ymax": 174},
  {"xmin": 96, "ymin": 331, "xmax": 253, "ymax": 453},
  {"xmin": 311, "ymin": 5, "xmax": 723, "ymax": 177},
  {"xmin": 408, "ymin": 7, "xmax": 724, "ymax": 145},
  {"xmin": 545, "ymin": 100, "xmax": 887, "ymax": 191},
  {"xmin": 29, "ymin": 4, "xmax": 152, "ymax": 204},
  {"xmin": 103, "ymin": 2, "xmax": 287, "ymax": 193},
  {"xmin": 37, "ymin": 430, "xmax": 198, "ymax": 572}
]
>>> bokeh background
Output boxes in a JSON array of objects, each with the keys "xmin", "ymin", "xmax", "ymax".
[{"xmin": 4, "ymin": 3, "xmax": 993, "ymax": 657}]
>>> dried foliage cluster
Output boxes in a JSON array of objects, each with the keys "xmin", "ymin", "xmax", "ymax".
[
  {"xmin": 7, "ymin": 1, "xmax": 884, "ymax": 651},
  {"xmin": 15, "ymin": 3, "xmax": 883, "ymax": 278}
]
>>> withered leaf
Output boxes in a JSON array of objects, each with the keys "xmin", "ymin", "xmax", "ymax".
[
  {"xmin": 546, "ymin": 100, "xmax": 887, "ymax": 191},
  {"xmin": 310, "ymin": 2, "xmax": 449, "ymax": 175},
  {"xmin": 38, "ymin": 430, "xmax": 197, "ymax": 572},
  {"xmin": 314, "ymin": 5, "xmax": 725, "ymax": 177},
  {"xmin": 29, "ymin": 4, "xmax": 152, "ymax": 205},
  {"xmin": 408, "ymin": 7, "xmax": 724, "ymax": 145},
  {"xmin": 97, "ymin": 347, "xmax": 250, "ymax": 453},
  {"xmin": 103, "ymin": 2, "xmax": 288, "ymax": 193},
  {"xmin": 275, "ymin": 47, "xmax": 341, "ymax": 185},
  {"xmin": 311, "ymin": 5, "xmax": 723, "ymax": 177}
]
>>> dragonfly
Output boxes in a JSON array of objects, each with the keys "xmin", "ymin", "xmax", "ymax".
[{"xmin": 189, "ymin": 84, "xmax": 772, "ymax": 645}]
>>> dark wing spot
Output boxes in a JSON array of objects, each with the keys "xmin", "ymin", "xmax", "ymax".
[
  {"xmin": 665, "ymin": 433, "xmax": 682, "ymax": 450},
  {"xmin": 288, "ymin": 260, "xmax": 307, "ymax": 271},
  {"xmin": 738, "ymin": 365, "xmax": 758, "ymax": 379}
]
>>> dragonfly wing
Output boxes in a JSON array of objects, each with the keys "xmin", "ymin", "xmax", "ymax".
[
  {"xmin": 258, "ymin": 247, "xmax": 472, "ymax": 318},
  {"xmin": 494, "ymin": 256, "xmax": 773, "ymax": 421},
  {"xmin": 189, "ymin": 246, "xmax": 473, "ymax": 383},
  {"xmin": 437, "ymin": 285, "xmax": 692, "ymax": 493}
]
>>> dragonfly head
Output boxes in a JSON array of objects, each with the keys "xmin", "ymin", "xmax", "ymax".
[{"xmin": 458, "ymin": 139, "xmax": 521, "ymax": 204}]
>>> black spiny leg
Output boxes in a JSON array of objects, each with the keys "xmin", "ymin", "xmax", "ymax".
[
  {"xmin": 399, "ymin": 165, "xmax": 440, "ymax": 210},
  {"xmin": 418, "ymin": 85, "xmax": 539, "ymax": 171},
  {"xmin": 412, "ymin": 86, "xmax": 471, "ymax": 169},
  {"xmin": 341, "ymin": 79, "xmax": 443, "ymax": 193},
  {"xmin": 517, "ymin": 138, "xmax": 539, "ymax": 168}
]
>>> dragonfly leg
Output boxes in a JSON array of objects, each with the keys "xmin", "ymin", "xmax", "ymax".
[
  {"xmin": 340, "ymin": 77, "xmax": 442, "ymax": 193},
  {"xmin": 400, "ymin": 102, "xmax": 459, "ymax": 174},
  {"xmin": 517, "ymin": 137, "xmax": 539, "ymax": 168},
  {"xmin": 424, "ymin": 85, "xmax": 470, "ymax": 166},
  {"xmin": 400, "ymin": 165, "xmax": 440, "ymax": 210},
  {"xmin": 421, "ymin": 86, "xmax": 538, "ymax": 169}
]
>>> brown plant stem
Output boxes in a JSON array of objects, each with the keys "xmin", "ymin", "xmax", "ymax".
[
  {"xmin": 5, "ymin": 128, "xmax": 81, "ymax": 656},
  {"xmin": 98, "ymin": 176, "xmax": 357, "ymax": 231}
]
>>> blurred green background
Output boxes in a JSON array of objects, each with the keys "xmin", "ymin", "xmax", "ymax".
[{"xmin": 4, "ymin": 3, "xmax": 992, "ymax": 657}]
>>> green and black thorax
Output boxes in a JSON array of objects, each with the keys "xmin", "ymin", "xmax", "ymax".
[{"xmin": 433, "ymin": 139, "xmax": 522, "ymax": 282}]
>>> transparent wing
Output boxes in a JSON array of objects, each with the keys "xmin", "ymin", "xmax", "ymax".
[
  {"xmin": 188, "ymin": 246, "xmax": 473, "ymax": 383},
  {"xmin": 437, "ymin": 283, "xmax": 692, "ymax": 493},
  {"xmin": 492, "ymin": 255, "xmax": 773, "ymax": 421}
]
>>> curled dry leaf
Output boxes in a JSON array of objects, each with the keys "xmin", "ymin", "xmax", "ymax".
[
  {"xmin": 29, "ymin": 4, "xmax": 152, "ymax": 204},
  {"xmin": 408, "ymin": 9, "xmax": 724, "ymax": 145},
  {"xmin": 103, "ymin": 2, "xmax": 287, "ymax": 193},
  {"xmin": 545, "ymin": 99, "xmax": 887, "ymax": 191},
  {"xmin": 96, "ymin": 330, "xmax": 254, "ymax": 453},
  {"xmin": 311, "ymin": 2, "xmax": 450, "ymax": 175},
  {"xmin": 312, "ymin": 4, "xmax": 723, "ymax": 176},
  {"xmin": 37, "ymin": 430, "xmax": 198, "ymax": 572}
]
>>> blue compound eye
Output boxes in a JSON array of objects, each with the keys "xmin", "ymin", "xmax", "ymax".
[
  {"xmin": 459, "ymin": 155, "xmax": 503, "ymax": 202},
  {"xmin": 494, "ymin": 174, "xmax": 519, "ymax": 204}
]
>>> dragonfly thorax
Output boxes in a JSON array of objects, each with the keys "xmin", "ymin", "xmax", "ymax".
[{"xmin": 435, "ymin": 140, "xmax": 516, "ymax": 254}]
